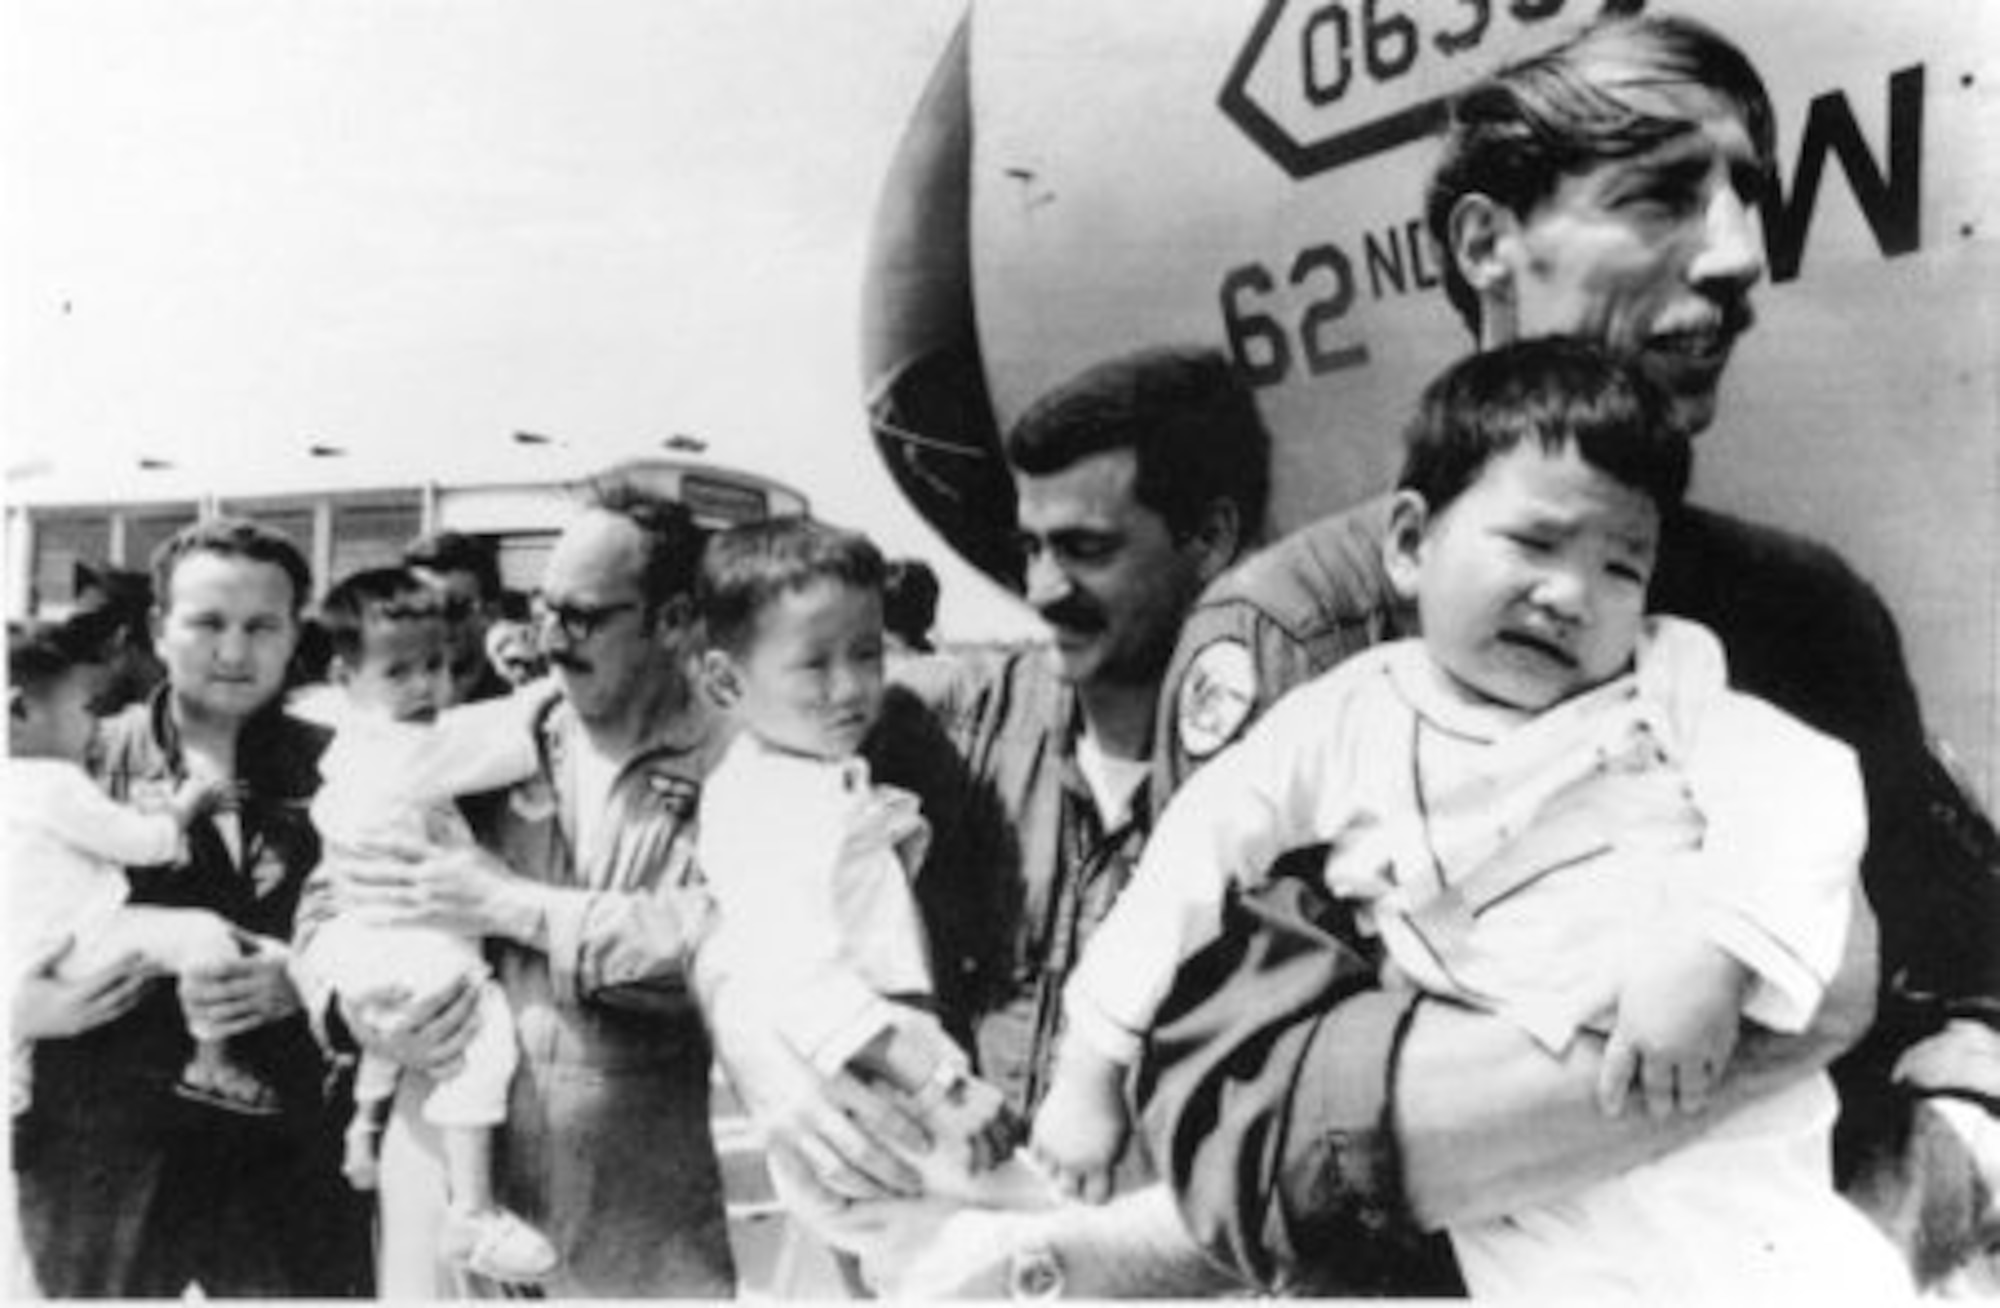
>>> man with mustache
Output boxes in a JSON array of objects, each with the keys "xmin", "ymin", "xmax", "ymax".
[
  {"xmin": 1148, "ymin": 13, "xmax": 2000, "ymax": 1292},
  {"xmin": 296, "ymin": 469, "xmax": 739, "ymax": 1296},
  {"xmin": 704, "ymin": 345, "xmax": 1271, "ymax": 1295}
]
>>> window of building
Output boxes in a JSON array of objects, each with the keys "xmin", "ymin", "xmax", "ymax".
[
  {"xmin": 30, "ymin": 514, "xmax": 112, "ymax": 610},
  {"xmin": 331, "ymin": 499, "xmax": 423, "ymax": 584},
  {"xmin": 125, "ymin": 509, "xmax": 201, "ymax": 574}
]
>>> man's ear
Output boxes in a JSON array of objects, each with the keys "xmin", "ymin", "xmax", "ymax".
[
  {"xmin": 149, "ymin": 606, "xmax": 168, "ymax": 658},
  {"xmin": 329, "ymin": 654, "xmax": 357, "ymax": 688},
  {"xmin": 1185, "ymin": 498, "xmax": 1245, "ymax": 589},
  {"xmin": 9, "ymin": 685, "xmax": 31, "ymax": 726},
  {"xmin": 1448, "ymin": 193, "xmax": 1522, "ymax": 346},
  {"xmin": 702, "ymin": 649, "xmax": 743, "ymax": 708},
  {"xmin": 1383, "ymin": 490, "xmax": 1432, "ymax": 601}
]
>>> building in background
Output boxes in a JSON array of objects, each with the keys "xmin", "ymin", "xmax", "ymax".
[{"xmin": 5, "ymin": 457, "xmax": 806, "ymax": 615}]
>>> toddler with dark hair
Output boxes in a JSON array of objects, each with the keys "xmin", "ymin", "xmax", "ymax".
[
  {"xmin": 294, "ymin": 567, "xmax": 558, "ymax": 1284},
  {"xmin": 696, "ymin": 517, "xmax": 1050, "ymax": 1293},
  {"xmin": 5, "ymin": 618, "xmax": 247, "ymax": 1114},
  {"xmin": 1037, "ymin": 340, "xmax": 1907, "ymax": 1298}
]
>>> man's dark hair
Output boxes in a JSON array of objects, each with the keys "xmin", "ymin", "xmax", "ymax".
[
  {"xmin": 1425, "ymin": 13, "xmax": 1777, "ymax": 333},
  {"xmin": 1398, "ymin": 336, "xmax": 1690, "ymax": 516},
  {"xmin": 7, "ymin": 617, "xmax": 97, "ymax": 699},
  {"xmin": 698, "ymin": 516, "xmax": 886, "ymax": 656},
  {"xmin": 401, "ymin": 530, "xmax": 502, "ymax": 604},
  {"xmin": 151, "ymin": 517, "xmax": 312, "ymax": 616},
  {"xmin": 1004, "ymin": 345, "xmax": 1271, "ymax": 545},
  {"xmin": 883, "ymin": 558, "xmax": 941, "ymax": 653},
  {"xmin": 581, "ymin": 463, "xmax": 711, "ymax": 609},
  {"xmin": 317, "ymin": 566, "xmax": 441, "ymax": 664}
]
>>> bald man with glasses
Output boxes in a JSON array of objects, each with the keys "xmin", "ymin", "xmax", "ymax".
[{"xmin": 298, "ymin": 469, "xmax": 740, "ymax": 1296}]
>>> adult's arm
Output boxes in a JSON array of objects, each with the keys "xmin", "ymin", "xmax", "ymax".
[
  {"xmin": 11, "ymin": 936, "xmax": 156, "ymax": 1041},
  {"xmin": 692, "ymin": 930, "xmax": 932, "ymax": 1200},
  {"xmin": 288, "ymin": 859, "xmax": 484, "ymax": 1074},
  {"xmin": 1149, "ymin": 873, "xmax": 1875, "ymax": 1290},
  {"xmin": 177, "ymin": 936, "xmax": 302, "ymax": 1039},
  {"xmin": 1397, "ymin": 894, "xmax": 1875, "ymax": 1226},
  {"xmin": 327, "ymin": 838, "xmax": 703, "ymax": 1010},
  {"xmin": 1071, "ymin": 669, "xmax": 1381, "ymax": 1066}
]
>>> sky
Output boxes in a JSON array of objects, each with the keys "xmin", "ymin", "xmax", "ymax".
[{"xmin": 1, "ymin": 0, "xmax": 1043, "ymax": 641}]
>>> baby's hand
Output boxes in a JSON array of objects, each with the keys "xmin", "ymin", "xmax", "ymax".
[
  {"xmin": 1599, "ymin": 930, "xmax": 1751, "ymax": 1119},
  {"xmin": 1029, "ymin": 1044, "xmax": 1130, "ymax": 1205},
  {"xmin": 170, "ymin": 773, "xmax": 244, "ymax": 827},
  {"xmin": 920, "ymin": 1065, "xmax": 1022, "ymax": 1174}
]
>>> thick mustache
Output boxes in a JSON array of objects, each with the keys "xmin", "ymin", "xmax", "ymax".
[
  {"xmin": 1655, "ymin": 298, "xmax": 1754, "ymax": 343},
  {"xmin": 1037, "ymin": 598, "xmax": 1102, "ymax": 632}
]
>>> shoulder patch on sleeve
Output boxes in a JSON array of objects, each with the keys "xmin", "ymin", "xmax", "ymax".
[{"xmin": 1177, "ymin": 640, "xmax": 1258, "ymax": 761}]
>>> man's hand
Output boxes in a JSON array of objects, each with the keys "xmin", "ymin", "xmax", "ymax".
[
  {"xmin": 12, "ymin": 936, "xmax": 160, "ymax": 1040},
  {"xmin": 1030, "ymin": 1043, "xmax": 1130, "ymax": 1205},
  {"xmin": 178, "ymin": 933, "xmax": 300, "ymax": 1039},
  {"xmin": 330, "ymin": 838, "xmax": 542, "ymax": 942},
  {"xmin": 340, "ymin": 971, "xmax": 482, "ymax": 1078},
  {"xmin": 764, "ymin": 1059, "xmax": 932, "ymax": 1201},
  {"xmin": 718, "ymin": 1002, "xmax": 937, "ymax": 1202},
  {"xmin": 1600, "ymin": 931, "xmax": 1750, "ymax": 1119}
]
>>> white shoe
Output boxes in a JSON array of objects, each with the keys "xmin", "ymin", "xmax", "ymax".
[{"xmin": 441, "ymin": 1206, "xmax": 559, "ymax": 1285}]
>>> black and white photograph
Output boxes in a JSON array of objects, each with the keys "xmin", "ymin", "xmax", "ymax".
[{"xmin": 5, "ymin": 0, "xmax": 1996, "ymax": 1299}]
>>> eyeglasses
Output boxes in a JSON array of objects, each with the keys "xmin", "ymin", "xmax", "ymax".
[{"xmin": 533, "ymin": 597, "xmax": 641, "ymax": 642}]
